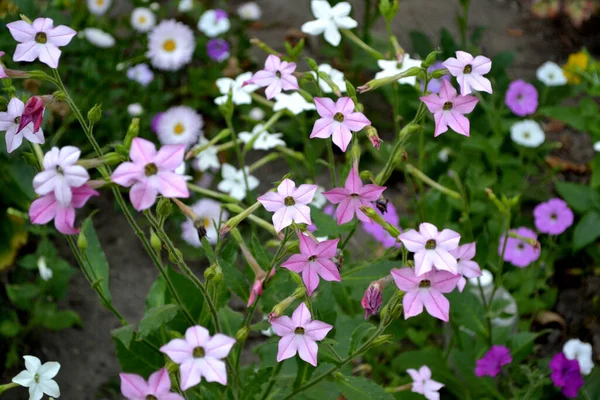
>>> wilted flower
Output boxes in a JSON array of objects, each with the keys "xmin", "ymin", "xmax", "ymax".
[
  {"xmin": 18, "ymin": 96, "xmax": 45, "ymax": 135},
  {"xmin": 443, "ymin": 51, "xmax": 492, "ymax": 96},
  {"xmin": 131, "ymin": 7, "xmax": 156, "ymax": 33},
  {"xmin": 198, "ymin": 9, "xmax": 230, "ymax": 37},
  {"xmin": 0, "ymin": 97, "xmax": 45, "ymax": 153},
  {"xmin": 310, "ymin": 97, "xmax": 370, "ymax": 152},
  {"xmin": 12, "ymin": 356, "xmax": 60, "ymax": 400},
  {"xmin": 533, "ymin": 198, "xmax": 574, "ymax": 235},
  {"xmin": 420, "ymin": 80, "xmax": 478, "ymax": 137},
  {"xmin": 361, "ymin": 281, "xmax": 383, "ymax": 319},
  {"xmin": 156, "ymin": 105, "xmax": 203, "ymax": 148},
  {"xmin": 536, "ymin": 61, "xmax": 567, "ymax": 86},
  {"xmin": 375, "ymin": 55, "xmax": 422, "ymax": 86},
  {"xmin": 475, "ymin": 345, "xmax": 512, "ymax": 377},
  {"xmin": 505, "ymin": 80, "xmax": 538, "ymax": 116},
  {"xmin": 510, "ymin": 120, "xmax": 545, "ymax": 148},
  {"xmin": 301, "ymin": 0, "xmax": 357, "ymax": 47},
  {"xmin": 147, "ymin": 20, "xmax": 195, "ymax": 71}
]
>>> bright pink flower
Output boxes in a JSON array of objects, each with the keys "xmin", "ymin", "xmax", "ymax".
[
  {"xmin": 33, "ymin": 146, "xmax": 90, "ymax": 207},
  {"xmin": 257, "ymin": 179, "xmax": 317, "ymax": 232},
  {"xmin": 29, "ymin": 184, "xmax": 98, "ymax": 235},
  {"xmin": 398, "ymin": 222, "xmax": 460, "ymax": 276},
  {"xmin": 17, "ymin": 96, "xmax": 45, "ymax": 134},
  {"xmin": 159, "ymin": 325, "xmax": 235, "ymax": 389},
  {"xmin": 0, "ymin": 97, "xmax": 44, "ymax": 153},
  {"xmin": 442, "ymin": 51, "xmax": 492, "ymax": 96},
  {"xmin": 247, "ymin": 269, "xmax": 275, "ymax": 307},
  {"xmin": 270, "ymin": 303, "xmax": 332, "ymax": 366},
  {"xmin": 120, "ymin": 368, "xmax": 184, "ymax": 400},
  {"xmin": 322, "ymin": 162, "xmax": 386, "ymax": 225},
  {"xmin": 407, "ymin": 365, "xmax": 444, "ymax": 400},
  {"xmin": 499, "ymin": 227, "xmax": 540, "ymax": 268},
  {"xmin": 7, "ymin": 18, "xmax": 76, "ymax": 69},
  {"xmin": 0, "ymin": 51, "xmax": 8, "ymax": 78},
  {"xmin": 549, "ymin": 352, "xmax": 584, "ymax": 399},
  {"xmin": 247, "ymin": 54, "xmax": 299, "ymax": 99},
  {"xmin": 533, "ymin": 198, "xmax": 574, "ymax": 235},
  {"xmin": 111, "ymin": 137, "xmax": 189, "ymax": 211},
  {"xmin": 361, "ymin": 281, "xmax": 383, "ymax": 319},
  {"xmin": 391, "ymin": 267, "xmax": 460, "ymax": 321},
  {"xmin": 281, "ymin": 233, "xmax": 341, "ymax": 295},
  {"xmin": 310, "ymin": 97, "xmax": 370, "ymax": 152},
  {"xmin": 474, "ymin": 345, "xmax": 512, "ymax": 378},
  {"xmin": 449, "ymin": 242, "xmax": 482, "ymax": 292},
  {"xmin": 420, "ymin": 80, "xmax": 478, "ymax": 137}
]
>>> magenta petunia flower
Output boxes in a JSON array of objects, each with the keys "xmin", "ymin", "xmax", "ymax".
[
  {"xmin": 420, "ymin": 80, "xmax": 478, "ymax": 137},
  {"xmin": 111, "ymin": 137, "xmax": 189, "ymax": 211},
  {"xmin": 270, "ymin": 303, "xmax": 332, "ymax": 366},
  {"xmin": 407, "ymin": 365, "xmax": 444, "ymax": 400},
  {"xmin": 499, "ymin": 227, "xmax": 540, "ymax": 268},
  {"xmin": 361, "ymin": 281, "xmax": 383, "ymax": 319},
  {"xmin": 257, "ymin": 178, "xmax": 317, "ymax": 233},
  {"xmin": 391, "ymin": 267, "xmax": 460, "ymax": 321},
  {"xmin": 120, "ymin": 368, "xmax": 184, "ymax": 400},
  {"xmin": 310, "ymin": 97, "xmax": 371, "ymax": 152},
  {"xmin": 443, "ymin": 51, "xmax": 492, "ymax": 96},
  {"xmin": 449, "ymin": 242, "xmax": 482, "ymax": 292},
  {"xmin": 281, "ymin": 233, "xmax": 341, "ymax": 296},
  {"xmin": 505, "ymin": 79, "xmax": 538, "ymax": 117},
  {"xmin": 322, "ymin": 161, "xmax": 386, "ymax": 225},
  {"xmin": 361, "ymin": 201, "xmax": 401, "ymax": 248},
  {"xmin": 206, "ymin": 38, "xmax": 230, "ymax": 62},
  {"xmin": 247, "ymin": 54, "xmax": 298, "ymax": 99},
  {"xmin": 549, "ymin": 352, "xmax": 584, "ymax": 399},
  {"xmin": 533, "ymin": 198, "xmax": 574, "ymax": 235},
  {"xmin": 475, "ymin": 345, "xmax": 512, "ymax": 377}
]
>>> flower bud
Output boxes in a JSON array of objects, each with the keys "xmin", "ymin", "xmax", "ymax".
[
  {"xmin": 156, "ymin": 198, "xmax": 172, "ymax": 218},
  {"xmin": 361, "ymin": 281, "xmax": 383, "ymax": 319},
  {"xmin": 52, "ymin": 90, "xmax": 67, "ymax": 101},
  {"xmin": 87, "ymin": 103, "xmax": 103, "ymax": 125},
  {"xmin": 220, "ymin": 202, "xmax": 262, "ymax": 236},
  {"xmin": 432, "ymin": 68, "xmax": 450, "ymax": 79},
  {"xmin": 365, "ymin": 126, "xmax": 382, "ymax": 150},
  {"xmin": 168, "ymin": 248, "xmax": 183, "ymax": 264},
  {"xmin": 204, "ymin": 263, "xmax": 223, "ymax": 282},
  {"xmin": 77, "ymin": 231, "xmax": 88, "ymax": 251},
  {"xmin": 359, "ymin": 206, "xmax": 401, "ymax": 238},
  {"xmin": 17, "ymin": 96, "xmax": 45, "ymax": 134},
  {"xmin": 358, "ymin": 67, "xmax": 421, "ymax": 93},
  {"xmin": 422, "ymin": 49, "xmax": 441, "ymax": 69},
  {"xmin": 380, "ymin": 290, "xmax": 404, "ymax": 325},
  {"xmin": 150, "ymin": 229, "xmax": 162, "ymax": 252},
  {"xmin": 124, "ymin": 118, "xmax": 140, "ymax": 149},
  {"xmin": 20, "ymin": 14, "xmax": 33, "ymax": 24},
  {"xmin": 235, "ymin": 326, "xmax": 249, "ymax": 342},
  {"xmin": 370, "ymin": 334, "xmax": 393, "ymax": 347}
]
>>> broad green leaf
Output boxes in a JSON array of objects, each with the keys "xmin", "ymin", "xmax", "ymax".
[
  {"xmin": 112, "ymin": 325, "xmax": 136, "ymax": 350},
  {"xmin": 539, "ymin": 107, "xmax": 587, "ymax": 131},
  {"xmin": 573, "ymin": 211, "xmax": 600, "ymax": 250},
  {"xmin": 555, "ymin": 181, "xmax": 598, "ymax": 213},
  {"xmin": 137, "ymin": 304, "xmax": 180, "ymax": 340},
  {"xmin": 348, "ymin": 323, "xmax": 377, "ymax": 356},
  {"xmin": 334, "ymin": 376, "xmax": 393, "ymax": 400},
  {"xmin": 6, "ymin": 283, "xmax": 40, "ymax": 309},
  {"xmin": 145, "ymin": 277, "xmax": 166, "ymax": 311},
  {"xmin": 508, "ymin": 331, "xmax": 540, "ymax": 363},
  {"xmin": 114, "ymin": 336, "xmax": 164, "ymax": 376},
  {"xmin": 409, "ymin": 31, "xmax": 434, "ymax": 59},
  {"xmin": 217, "ymin": 307, "xmax": 243, "ymax": 337},
  {"xmin": 447, "ymin": 290, "xmax": 488, "ymax": 340},
  {"xmin": 81, "ymin": 218, "xmax": 112, "ymax": 302},
  {"xmin": 164, "ymin": 267, "xmax": 205, "ymax": 330},
  {"xmin": 32, "ymin": 303, "xmax": 81, "ymax": 330},
  {"xmin": 219, "ymin": 259, "xmax": 250, "ymax": 303}
]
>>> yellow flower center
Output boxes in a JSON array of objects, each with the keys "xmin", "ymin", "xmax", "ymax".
[
  {"xmin": 163, "ymin": 39, "xmax": 176, "ymax": 52},
  {"xmin": 96, "ymin": 0, "xmax": 104, "ymax": 5},
  {"xmin": 173, "ymin": 122, "xmax": 185, "ymax": 135},
  {"xmin": 139, "ymin": 16, "xmax": 147, "ymax": 24}
]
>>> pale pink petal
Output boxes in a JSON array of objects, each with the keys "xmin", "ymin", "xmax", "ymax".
[
  {"xmin": 277, "ymin": 178, "xmax": 296, "ymax": 197},
  {"xmin": 433, "ymin": 111, "xmax": 449, "ymax": 137},
  {"xmin": 33, "ymin": 170, "xmax": 59, "ymax": 196},
  {"xmin": 466, "ymin": 74, "xmax": 492, "ymax": 94},
  {"xmin": 157, "ymin": 172, "xmax": 189, "ymax": 198},
  {"xmin": 455, "ymin": 51, "xmax": 473, "ymax": 64},
  {"xmin": 250, "ymin": 70, "xmax": 277, "ymax": 87},
  {"xmin": 442, "ymin": 57, "xmax": 465, "ymax": 76},
  {"xmin": 454, "ymin": 242, "xmax": 476, "ymax": 260},
  {"xmin": 344, "ymin": 112, "xmax": 371, "ymax": 131},
  {"xmin": 111, "ymin": 162, "xmax": 143, "ymax": 187},
  {"xmin": 460, "ymin": 260, "xmax": 481, "ymax": 278},
  {"xmin": 13, "ymin": 42, "xmax": 40, "ymax": 63},
  {"xmin": 258, "ymin": 191, "xmax": 284, "ymax": 212},
  {"xmin": 282, "ymin": 254, "xmax": 308, "ymax": 273},
  {"xmin": 457, "ymin": 75, "xmax": 470, "ymax": 96},
  {"xmin": 446, "ymin": 111, "xmax": 470, "ymax": 136},
  {"xmin": 419, "ymin": 365, "xmax": 432, "ymax": 380},
  {"xmin": 436, "ymin": 229, "xmax": 461, "ymax": 250},
  {"xmin": 47, "ymin": 25, "xmax": 77, "ymax": 46},
  {"xmin": 163, "ymin": 394, "xmax": 185, "ymax": 400},
  {"xmin": 471, "ymin": 56, "xmax": 492, "ymax": 74},
  {"xmin": 406, "ymin": 368, "xmax": 422, "ymax": 382},
  {"xmin": 303, "ymin": 320, "xmax": 333, "ymax": 341},
  {"xmin": 322, "ymin": 187, "xmax": 348, "ymax": 204},
  {"xmin": 344, "ymin": 162, "xmax": 362, "ymax": 193},
  {"xmin": 430, "ymin": 270, "xmax": 461, "ymax": 293},
  {"xmin": 402, "ymin": 290, "xmax": 424, "ymax": 319},
  {"xmin": 154, "ymin": 145, "xmax": 185, "ymax": 170},
  {"xmin": 298, "ymin": 232, "xmax": 318, "ymax": 256},
  {"xmin": 38, "ymin": 43, "xmax": 61, "ymax": 69},
  {"xmin": 271, "ymin": 315, "xmax": 295, "ymax": 336},
  {"xmin": 414, "ymin": 250, "xmax": 435, "ymax": 276},
  {"xmin": 314, "ymin": 259, "xmax": 340, "ymax": 282},
  {"xmin": 265, "ymin": 81, "xmax": 282, "ymax": 99},
  {"xmin": 29, "ymin": 195, "xmax": 57, "ymax": 225},
  {"xmin": 335, "ymin": 97, "xmax": 355, "ymax": 114},
  {"xmin": 398, "ymin": 229, "xmax": 426, "ymax": 252},
  {"xmin": 22, "ymin": 125, "xmax": 45, "ymax": 145},
  {"xmin": 420, "ymin": 93, "xmax": 445, "ymax": 113},
  {"xmin": 439, "ymin": 80, "xmax": 457, "ymax": 101},
  {"xmin": 54, "ymin": 178, "xmax": 73, "ymax": 206},
  {"xmin": 291, "ymin": 303, "xmax": 312, "ymax": 326},
  {"xmin": 358, "ymin": 184, "xmax": 386, "ymax": 201},
  {"xmin": 130, "ymin": 137, "xmax": 157, "ymax": 164},
  {"xmin": 279, "ymin": 61, "xmax": 296, "ymax": 74},
  {"xmin": 355, "ymin": 201, "xmax": 373, "ymax": 223},
  {"xmin": 32, "ymin": 18, "xmax": 54, "ymax": 32},
  {"xmin": 276, "ymin": 334, "xmax": 298, "ymax": 362},
  {"xmin": 314, "ymin": 238, "xmax": 339, "ymax": 258},
  {"xmin": 419, "ymin": 223, "xmax": 439, "ymax": 239},
  {"xmin": 205, "ymin": 334, "xmax": 236, "ymax": 359},
  {"xmin": 272, "ymin": 207, "xmax": 293, "ymax": 232},
  {"xmin": 63, "ymin": 165, "xmax": 89, "ymax": 187},
  {"xmin": 301, "ymin": 19, "xmax": 328, "ymax": 36},
  {"xmin": 292, "ymin": 204, "xmax": 312, "ymax": 225},
  {"xmin": 130, "ymin": 181, "xmax": 158, "ymax": 211},
  {"xmin": 264, "ymin": 54, "xmax": 280, "ymax": 71},
  {"xmin": 148, "ymin": 368, "xmax": 171, "ymax": 395},
  {"xmin": 452, "ymin": 95, "xmax": 479, "ymax": 114},
  {"xmin": 309, "ymin": 117, "xmax": 334, "ymax": 139},
  {"xmin": 5, "ymin": 128, "xmax": 23, "ymax": 153},
  {"xmin": 280, "ymin": 75, "xmax": 299, "ymax": 90},
  {"xmin": 302, "ymin": 266, "xmax": 320, "ymax": 295},
  {"xmin": 160, "ymin": 339, "xmax": 193, "ymax": 364},
  {"xmin": 457, "ymin": 276, "xmax": 467, "ymax": 292},
  {"xmin": 420, "ymin": 289, "xmax": 450, "ymax": 321},
  {"xmin": 185, "ymin": 326, "xmax": 210, "ymax": 348},
  {"xmin": 55, "ymin": 207, "xmax": 77, "ymax": 235},
  {"xmin": 292, "ymin": 184, "xmax": 317, "ymax": 205},
  {"xmin": 331, "ymin": 124, "xmax": 352, "ymax": 152},
  {"xmin": 431, "ymin": 250, "xmax": 458, "ymax": 274},
  {"xmin": 120, "ymin": 373, "xmax": 149, "ymax": 398},
  {"xmin": 296, "ymin": 335, "xmax": 318, "ymax": 366},
  {"xmin": 335, "ymin": 198, "xmax": 357, "ymax": 225},
  {"xmin": 313, "ymin": 97, "xmax": 336, "ymax": 117},
  {"xmin": 200, "ymin": 357, "xmax": 227, "ymax": 385},
  {"xmin": 6, "ymin": 21, "xmax": 36, "ymax": 42},
  {"xmin": 390, "ymin": 268, "xmax": 420, "ymax": 291},
  {"xmin": 179, "ymin": 360, "xmax": 201, "ymax": 391}
]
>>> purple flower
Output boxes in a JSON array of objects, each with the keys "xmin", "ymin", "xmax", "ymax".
[
  {"xmin": 475, "ymin": 345, "xmax": 512, "ymax": 377},
  {"xmin": 423, "ymin": 61, "xmax": 451, "ymax": 94},
  {"xmin": 499, "ymin": 227, "xmax": 540, "ymax": 268},
  {"xmin": 361, "ymin": 281, "xmax": 383, "ymax": 319},
  {"xmin": 151, "ymin": 112, "xmax": 164, "ymax": 133},
  {"xmin": 361, "ymin": 201, "xmax": 401, "ymax": 247},
  {"xmin": 549, "ymin": 352, "xmax": 584, "ymax": 398},
  {"xmin": 505, "ymin": 80, "xmax": 538, "ymax": 116},
  {"xmin": 206, "ymin": 39, "xmax": 230, "ymax": 62},
  {"xmin": 533, "ymin": 198, "xmax": 574, "ymax": 235}
]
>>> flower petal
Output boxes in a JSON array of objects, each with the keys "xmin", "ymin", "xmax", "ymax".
[
  {"xmin": 391, "ymin": 268, "xmax": 420, "ymax": 291},
  {"xmin": 120, "ymin": 373, "xmax": 149, "ymax": 398},
  {"xmin": 291, "ymin": 303, "xmax": 312, "ymax": 326},
  {"xmin": 205, "ymin": 334, "xmax": 236, "ymax": 359},
  {"xmin": 276, "ymin": 334, "xmax": 298, "ymax": 362},
  {"xmin": 304, "ymin": 320, "xmax": 333, "ymax": 341}
]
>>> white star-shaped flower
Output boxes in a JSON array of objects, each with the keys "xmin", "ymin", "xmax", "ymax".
[
  {"xmin": 301, "ymin": 1, "xmax": 357, "ymax": 47},
  {"xmin": 374, "ymin": 55, "xmax": 422, "ymax": 86},
  {"xmin": 12, "ymin": 356, "xmax": 60, "ymax": 400},
  {"xmin": 273, "ymin": 92, "xmax": 316, "ymax": 115},
  {"xmin": 239, "ymin": 123, "xmax": 286, "ymax": 150},
  {"xmin": 215, "ymin": 72, "xmax": 258, "ymax": 106}
]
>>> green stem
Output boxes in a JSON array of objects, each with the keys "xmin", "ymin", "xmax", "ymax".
[
  {"xmin": 260, "ymin": 363, "xmax": 283, "ymax": 400},
  {"xmin": 404, "ymin": 164, "xmax": 461, "ymax": 199},
  {"xmin": 224, "ymin": 116, "xmax": 253, "ymax": 204},
  {"xmin": 326, "ymin": 137, "xmax": 337, "ymax": 187},
  {"xmin": 340, "ymin": 29, "xmax": 385, "ymax": 60}
]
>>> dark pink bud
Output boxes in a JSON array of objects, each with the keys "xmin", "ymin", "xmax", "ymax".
[
  {"xmin": 17, "ymin": 96, "xmax": 45, "ymax": 134},
  {"xmin": 361, "ymin": 282, "xmax": 383, "ymax": 319}
]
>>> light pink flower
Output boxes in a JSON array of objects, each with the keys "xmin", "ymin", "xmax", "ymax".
[
  {"xmin": 0, "ymin": 97, "xmax": 44, "ymax": 153},
  {"xmin": 443, "ymin": 51, "xmax": 492, "ymax": 96},
  {"xmin": 33, "ymin": 146, "xmax": 90, "ymax": 207},
  {"xmin": 111, "ymin": 137, "xmax": 189, "ymax": 211},
  {"xmin": 120, "ymin": 368, "xmax": 184, "ymax": 400},
  {"xmin": 323, "ymin": 162, "xmax": 386, "ymax": 225},
  {"xmin": 160, "ymin": 325, "xmax": 236, "ymax": 389},
  {"xmin": 29, "ymin": 184, "xmax": 98, "ymax": 235},
  {"xmin": 257, "ymin": 178, "xmax": 317, "ymax": 232},
  {"xmin": 310, "ymin": 97, "xmax": 370, "ymax": 152},
  {"xmin": 281, "ymin": 233, "xmax": 341, "ymax": 295},
  {"xmin": 449, "ymin": 242, "xmax": 482, "ymax": 292},
  {"xmin": 0, "ymin": 51, "xmax": 7, "ymax": 78},
  {"xmin": 391, "ymin": 267, "xmax": 460, "ymax": 321},
  {"xmin": 407, "ymin": 365, "xmax": 444, "ymax": 400},
  {"xmin": 247, "ymin": 54, "xmax": 299, "ymax": 99},
  {"xmin": 270, "ymin": 303, "xmax": 332, "ymax": 366},
  {"xmin": 7, "ymin": 18, "xmax": 76, "ymax": 69},
  {"xmin": 420, "ymin": 80, "xmax": 478, "ymax": 137},
  {"xmin": 399, "ymin": 222, "xmax": 460, "ymax": 276}
]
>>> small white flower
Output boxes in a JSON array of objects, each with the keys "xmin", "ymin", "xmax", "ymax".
[
  {"xmin": 198, "ymin": 9, "xmax": 230, "ymax": 37},
  {"xmin": 594, "ymin": 141, "xmax": 600, "ymax": 152},
  {"xmin": 310, "ymin": 63, "xmax": 347, "ymax": 93},
  {"xmin": 375, "ymin": 55, "xmax": 422, "ymax": 86},
  {"xmin": 260, "ymin": 315, "xmax": 274, "ymax": 337},
  {"xmin": 87, "ymin": 0, "xmax": 111, "ymax": 15},
  {"xmin": 156, "ymin": 106, "xmax": 203, "ymax": 148},
  {"xmin": 127, "ymin": 103, "xmax": 143, "ymax": 116},
  {"xmin": 310, "ymin": 186, "xmax": 327, "ymax": 209},
  {"xmin": 438, "ymin": 147, "xmax": 451, "ymax": 163},
  {"xmin": 215, "ymin": 72, "xmax": 258, "ymax": 106},
  {"xmin": 175, "ymin": 161, "xmax": 193, "ymax": 181},
  {"xmin": 37, "ymin": 257, "xmax": 53, "ymax": 281},
  {"xmin": 249, "ymin": 107, "xmax": 265, "ymax": 121},
  {"xmin": 178, "ymin": 0, "xmax": 193, "ymax": 11},
  {"xmin": 82, "ymin": 28, "xmax": 115, "ymax": 48},
  {"xmin": 273, "ymin": 92, "xmax": 316, "ymax": 115},
  {"xmin": 301, "ymin": 0, "xmax": 357, "ymax": 47},
  {"xmin": 563, "ymin": 339, "xmax": 594, "ymax": 375},
  {"xmin": 238, "ymin": 123, "xmax": 286, "ymax": 150},
  {"xmin": 536, "ymin": 61, "xmax": 567, "ymax": 87},
  {"xmin": 12, "ymin": 355, "xmax": 60, "ymax": 400},
  {"xmin": 181, "ymin": 199, "xmax": 228, "ymax": 246},
  {"xmin": 147, "ymin": 19, "xmax": 195, "ymax": 71},
  {"xmin": 126, "ymin": 63, "xmax": 154, "ymax": 87},
  {"xmin": 217, "ymin": 164, "xmax": 259, "ymax": 201},
  {"xmin": 150, "ymin": 2, "xmax": 160, "ymax": 10},
  {"xmin": 192, "ymin": 137, "xmax": 220, "ymax": 172},
  {"xmin": 131, "ymin": 7, "xmax": 156, "ymax": 33},
  {"xmin": 238, "ymin": 2, "xmax": 262, "ymax": 21},
  {"xmin": 510, "ymin": 120, "xmax": 545, "ymax": 148}
]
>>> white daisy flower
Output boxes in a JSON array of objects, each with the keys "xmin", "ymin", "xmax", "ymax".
[
  {"xmin": 12, "ymin": 356, "xmax": 60, "ymax": 400},
  {"xmin": 249, "ymin": 107, "xmax": 265, "ymax": 121},
  {"xmin": 563, "ymin": 339, "xmax": 594, "ymax": 375},
  {"xmin": 131, "ymin": 7, "xmax": 156, "ymax": 33},
  {"xmin": 127, "ymin": 103, "xmax": 143, "ymax": 116},
  {"xmin": 301, "ymin": 0, "xmax": 357, "ymax": 47},
  {"xmin": 192, "ymin": 137, "xmax": 221, "ymax": 172},
  {"xmin": 238, "ymin": 123, "xmax": 286, "ymax": 150},
  {"xmin": 156, "ymin": 106, "xmax": 203, "ymax": 148},
  {"xmin": 82, "ymin": 28, "xmax": 115, "ymax": 48},
  {"xmin": 147, "ymin": 19, "xmax": 195, "ymax": 71},
  {"xmin": 238, "ymin": 2, "xmax": 262, "ymax": 21},
  {"xmin": 178, "ymin": 0, "xmax": 193, "ymax": 12},
  {"xmin": 536, "ymin": 61, "xmax": 567, "ymax": 86},
  {"xmin": 217, "ymin": 164, "xmax": 259, "ymax": 201},
  {"xmin": 310, "ymin": 63, "xmax": 347, "ymax": 93},
  {"xmin": 510, "ymin": 120, "xmax": 545, "ymax": 148},
  {"xmin": 87, "ymin": 0, "xmax": 111, "ymax": 15},
  {"xmin": 273, "ymin": 92, "xmax": 316, "ymax": 115},
  {"xmin": 198, "ymin": 9, "xmax": 231, "ymax": 37},
  {"xmin": 215, "ymin": 72, "xmax": 258, "ymax": 106},
  {"xmin": 375, "ymin": 54, "xmax": 422, "ymax": 86}
]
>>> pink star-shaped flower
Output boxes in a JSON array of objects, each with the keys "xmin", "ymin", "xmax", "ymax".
[
  {"xmin": 111, "ymin": 137, "xmax": 189, "ymax": 211},
  {"xmin": 310, "ymin": 97, "xmax": 370, "ymax": 152},
  {"xmin": 247, "ymin": 54, "xmax": 299, "ymax": 99},
  {"xmin": 270, "ymin": 303, "xmax": 332, "ymax": 366},
  {"xmin": 323, "ymin": 161, "xmax": 386, "ymax": 225},
  {"xmin": 399, "ymin": 222, "xmax": 460, "ymax": 276},
  {"xmin": 257, "ymin": 178, "xmax": 317, "ymax": 232},
  {"xmin": 420, "ymin": 80, "xmax": 478, "ymax": 137},
  {"xmin": 443, "ymin": 51, "xmax": 492, "ymax": 96},
  {"xmin": 120, "ymin": 368, "xmax": 184, "ymax": 400},
  {"xmin": 449, "ymin": 242, "xmax": 482, "ymax": 292}
]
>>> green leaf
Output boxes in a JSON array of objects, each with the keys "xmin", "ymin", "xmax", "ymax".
[
  {"xmin": 138, "ymin": 304, "xmax": 180, "ymax": 340},
  {"xmin": 114, "ymin": 335, "xmax": 164, "ymax": 376},
  {"xmin": 439, "ymin": 28, "xmax": 457, "ymax": 58},
  {"xmin": 164, "ymin": 267, "xmax": 205, "ymax": 330},
  {"xmin": 508, "ymin": 331, "xmax": 540, "ymax": 363},
  {"xmin": 310, "ymin": 207, "xmax": 354, "ymax": 237},
  {"xmin": 219, "ymin": 259, "xmax": 250, "ymax": 303},
  {"xmin": 81, "ymin": 218, "xmax": 112, "ymax": 302},
  {"xmin": 112, "ymin": 325, "xmax": 136, "ymax": 350},
  {"xmin": 409, "ymin": 31, "xmax": 434, "ymax": 59},
  {"xmin": 0, "ymin": 311, "xmax": 21, "ymax": 337},
  {"xmin": 573, "ymin": 211, "xmax": 600, "ymax": 250},
  {"xmin": 6, "ymin": 283, "xmax": 40, "ymax": 309},
  {"xmin": 145, "ymin": 277, "xmax": 166, "ymax": 311},
  {"xmin": 32, "ymin": 303, "xmax": 81, "ymax": 330},
  {"xmin": 334, "ymin": 376, "xmax": 394, "ymax": 400},
  {"xmin": 447, "ymin": 290, "xmax": 488, "ymax": 340},
  {"xmin": 217, "ymin": 307, "xmax": 244, "ymax": 337},
  {"xmin": 539, "ymin": 106, "xmax": 588, "ymax": 131},
  {"xmin": 555, "ymin": 181, "xmax": 598, "ymax": 213},
  {"xmin": 348, "ymin": 323, "xmax": 377, "ymax": 356}
]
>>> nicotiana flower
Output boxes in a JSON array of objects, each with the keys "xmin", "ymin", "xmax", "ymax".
[
  {"xmin": 273, "ymin": 92, "xmax": 316, "ymax": 115},
  {"xmin": 12, "ymin": 355, "xmax": 60, "ymax": 400},
  {"xmin": 160, "ymin": 325, "xmax": 236, "ymax": 389},
  {"xmin": 420, "ymin": 79, "xmax": 478, "ymax": 137},
  {"xmin": 147, "ymin": 20, "xmax": 195, "ymax": 71},
  {"xmin": 499, "ymin": 227, "xmax": 540, "ymax": 268},
  {"xmin": 361, "ymin": 201, "xmax": 401, "ymax": 248},
  {"xmin": 362, "ymin": 281, "xmax": 383, "ymax": 319},
  {"xmin": 192, "ymin": 137, "xmax": 220, "ymax": 172},
  {"xmin": 151, "ymin": 112, "xmax": 164, "ymax": 134},
  {"xmin": 301, "ymin": 0, "xmax": 357, "ymax": 47},
  {"xmin": 120, "ymin": 368, "xmax": 184, "ymax": 400},
  {"xmin": 399, "ymin": 222, "xmax": 460, "ymax": 276},
  {"xmin": 563, "ymin": 339, "xmax": 594, "ymax": 375},
  {"xmin": 217, "ymin": 164, "xmax": 259, "ymax": 201},
  {"xmin": 281, "ymin": 233, "xmax": 341, "ymax": 295},
  {"xmin": 271, "ymin": 303, "xmax": 332, "ymax": 366},
  {"xmin": 510, "ymin": 120, "xmax": 545, "ymax": 148},
  {"xmin": 248, "ymin": 55, "xmax": 299, "ymax": 99},
  {"xmin": 37, "ymin": 257, "xmax": 53, "ymax": 281},
  {"xmin": 475, "ymin": 345, "xmax": 512, "ymax": 377},
  {"xmin": 443, "ymin": 51, "xmax": 492, "ymax": 96},
  {"xmin": 505, "ymin": 79, "xmax": 538, "ymax": 116},
  {"xmin": 7, "ymin": 18, "xmax": 76, "ymax": 69},
  {"xmin": 82, "ymin": 28, "xmax": 115, "ymax": 48},
  {"xmin": 198, "ymin": 9, "xmax": 230, "ymax": 37},
  {"xmin": 111, "ymin": 137, "xmax": 189, "ymax": 211},
  {"xmin": 181, "ymin": 199, "xmax": 228, "ymax": 246},
  {"xmin": 449, "ymin": 243, "xmax": 482, "ymax": 292},
  {"xmin": 537, "ymin": 61, "xmax": 567, "ymax": 86},
  {"xmin": 131, "ymin": 7, "xmax": 156, "ymax": 33},
  {"xmin": 178, "ymin": 0, "xmax": 193, "ymax": 12},
  {"xmin": 533, "ymin": 198, "xmax": 574, "ymax": 235},
  {"xmin": 238, "ymin": 2, "xmax": 262, "ymax": 20},
  {"xmin": 549, "ymin": 352, "xmax": 584, "ymax": 399},
  {"xmin": 258, "ymin": 179, "xmax": 317, "ymax": 232},
  {"xmin": 0, "ymin": 97, "xmax": 44, "ymax": 153},
  {"xmin": 310, "ymin": 97, "xmax": 370, "ymax": 152},
  {"xmin": 424, "ymin": 61, "xmax": 451, "ymax": 94},
  {"xmin": 215, "ymin": 72, "xmax": 258, "ymax": 106},
  {"xmin": 87, "ymin": 0, "xmax": 111, "ymax": 15},
  {"xmin": 239, "ymin": 123, "xmax": 286, "ymax": 150},
  {"xmin": 127, "ymin": 63, "xmax": 154, "ymax": 86},
  {"xmin": 310, "ymin": 63, "xmax": 347, "ymax": 93},
  {"xmin": 0, "ymin": 52, "xmax": 8, "ymax": 79},
  {"xmin": 407, "ymin": 365, "xmax": 444, "ymax": 400},
  {"xmin": 207, "ymin": 39, "xmax": 230, "ymax": 62},
  {"xmin": 323, "ymin": 162, "xmax": 386, "ymax": 225},
  {"xmin": 128, "ymin": 103, "xmax": 143, "ymax": 116},
  {"xmin": 391, "ymin": 267, "xmax": 460, "ymax": 321},
  {"xmin": 156, "ymin": 105, "xmax": 203, "ymax": 148},
  {"xmin": 375, "ymin": 55, "xmax": 422, "ymax": 86}
]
